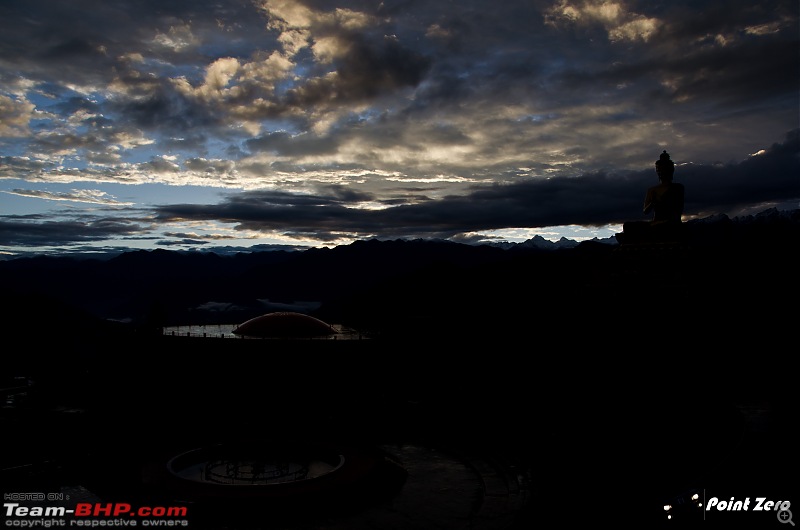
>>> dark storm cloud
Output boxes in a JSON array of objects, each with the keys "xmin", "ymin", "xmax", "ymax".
[
  {"xmin": 682, "ymin": 130, "xmax": 800, "ymax": 215},
  {"xmin": 156, "ymin": 187, "xmax": 370, "ymax": 229},
  {"xmin": 285, "ymin": 34, "xmax": 432, "ymax": 106},
  {"xmin": 110, "ymin": 83, "xmax": 201, "ymax": 132},
  {"xmin": 556, "ymin": 37, "xmax": 797, "ymax": 109},
  {"xmin": 0, "ymin": 0, "xmax": 268, "ymax": 65},
  {"xmin": 663, "ymin": 0, "xmax": 795, "ymax": 40},
  {"xmin": 2, "ymin": 0, "xmax": 794, "ymax": 145},
  {"xmin": 656, "ymin": 40, "xmax": 796, "ymax": 108},
  {"xmin": 157, "ymin": 238, "xmax": 210, "ymax": 247},
  {"xmin": 0, "ymin": 215, "xmax": 147, "ymax": 247},
  {"xmin": 519, "ymin": 1, "xmax": 793, "ymax": 118},
  {"xmin": 0, "ymin": 0, "xmax": 275, "ymax": 134},
  {"xmin": 245, "ymin": 131, "xmax": 342, "ymax": 156}
]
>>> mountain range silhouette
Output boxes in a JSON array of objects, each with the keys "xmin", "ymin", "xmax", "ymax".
[{"xmin": 2, "ymin": 207, "xmax": 797, "ymax": 345}]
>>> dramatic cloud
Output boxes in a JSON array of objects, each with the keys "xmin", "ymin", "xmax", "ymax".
[{"xmin": 1, "ymin": 0, "xmax": 797, "ymax": 256}]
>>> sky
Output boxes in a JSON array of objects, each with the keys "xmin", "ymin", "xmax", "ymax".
[{"xmin": 1, "ymin": 0, "xmax": 798, "ymax": 259}]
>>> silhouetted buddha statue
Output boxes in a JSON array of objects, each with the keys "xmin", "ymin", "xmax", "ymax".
[{"xmin": 617, "ymin": 150, "xmax": 685, "ymax": 244}]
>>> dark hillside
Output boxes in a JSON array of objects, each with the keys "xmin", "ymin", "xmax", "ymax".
[{"xmin": 0, "ymin": 207, "xmax": 796, "ymax": 344}]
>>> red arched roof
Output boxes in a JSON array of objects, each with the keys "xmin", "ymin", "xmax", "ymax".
[{"xmin": 232, "ymin": 312, "xmax": 337, "ymax": 338}]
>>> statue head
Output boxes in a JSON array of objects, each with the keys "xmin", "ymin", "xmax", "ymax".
[{"xmin": 655, "ymin": 150, "xmax": 675, "ymax": 181}]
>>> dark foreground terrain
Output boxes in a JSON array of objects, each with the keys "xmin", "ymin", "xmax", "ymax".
[
  {"xmin": 2, "ymin": 210, "xmax": 798, "ymax": 529},
  {"xmin": 2, "ymin": 331, "xmax": 795, "ymax": 529}
]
